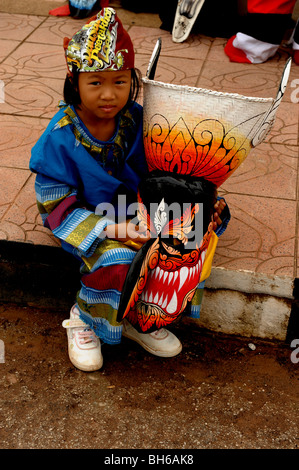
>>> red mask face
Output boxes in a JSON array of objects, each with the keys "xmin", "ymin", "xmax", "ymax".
[
  {"xmin": 127, "ymin": 227, "xmax": 213, "ymax": 332},
  {"xmin": 117, "ymin": 175, "xmax": 216, "ymax": 333}
]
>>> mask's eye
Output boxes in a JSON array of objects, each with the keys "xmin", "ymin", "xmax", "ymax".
[
  {"xmin": 161, "ymin": 240, "xmax": 182, "ymax": 256},
  {"xmin": 164, "ymin": 236, "xmax": 183, "ymax": 247}
]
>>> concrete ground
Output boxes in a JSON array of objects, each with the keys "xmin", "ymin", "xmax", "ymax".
[{"xmin": 1, "ymin": 0, "xmax": 299, "ymax": 451}]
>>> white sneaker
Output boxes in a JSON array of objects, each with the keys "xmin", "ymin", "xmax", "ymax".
[
  {"xmin": 122, "ymin": 319, "xmax": 182, "ymax": 357},
  {"xmin": 62, "ymin": 305, "xmax": 103, "ymax": 372}
]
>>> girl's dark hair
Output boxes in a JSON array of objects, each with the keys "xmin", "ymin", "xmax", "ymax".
[
  {"xmin": 63, "ymin": 68, "xmax": 142, "ymax": 107},
  {"xmin": 130, "ymin": 68, "xmax": 141, "ymax": 103}
]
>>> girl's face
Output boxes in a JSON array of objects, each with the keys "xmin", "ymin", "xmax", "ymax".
[{"xmin": 77, "ymin": 70, "xmax": 132, "ymax": 126}]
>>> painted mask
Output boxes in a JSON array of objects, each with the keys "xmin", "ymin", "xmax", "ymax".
[
  {"xmin": 118, "ymin": 41, "xmax": 291, "ymax": 333},
  {"xmin": 118, "ymin": 173, "xmax": 217, "ymax": 332}
]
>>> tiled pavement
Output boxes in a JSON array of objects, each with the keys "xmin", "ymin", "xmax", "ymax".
[{"xmin": 0, "ymin": 7, "xmax": 299, "ymax": 289}]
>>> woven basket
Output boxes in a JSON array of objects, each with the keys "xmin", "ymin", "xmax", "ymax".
[{"xmin": 142, "ymin": 60, "xmax": 291, "ymax": 187}]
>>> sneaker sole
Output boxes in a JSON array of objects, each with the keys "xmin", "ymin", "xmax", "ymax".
[
  {"xmin": 122, "ymin": 330, "xmax": 182, "ymax": 358},
  {"xmin": 68, "ymin": 349, "xmax": 103, "ymax": 372}
]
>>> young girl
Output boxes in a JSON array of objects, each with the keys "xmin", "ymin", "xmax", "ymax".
[{"xmin": 30, "ymin": 7, "xmax": 228, "ymax": 372}]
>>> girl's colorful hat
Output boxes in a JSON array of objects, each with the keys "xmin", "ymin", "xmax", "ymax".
[{"xmin": 65, "ymin": 7, "xmax": 135, "ymax": 74}]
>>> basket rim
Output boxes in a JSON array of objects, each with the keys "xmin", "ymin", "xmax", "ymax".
[{"xmin": 142, "ymin": 77, "xmax": 273, "ymax": 104}]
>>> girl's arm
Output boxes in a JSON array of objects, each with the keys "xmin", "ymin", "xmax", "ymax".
[
  {"xmin": 104, "ymin": 198, "xmax": 231, "ymax": 246},
  {"xmin": 35, "ymin": 173, "xmax": 115, "ymax": 257}
]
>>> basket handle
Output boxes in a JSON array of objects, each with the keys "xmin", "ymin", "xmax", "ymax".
[
  {"xmin": 146, "ymin": 38, "xmax": 162, "ymax": 80},
  {"xmin": 251, "ymin": 57, "xmax": 292, "ymax": 147}
]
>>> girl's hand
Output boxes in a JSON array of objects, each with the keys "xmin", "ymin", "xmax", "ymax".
[
  {"xmin": 104, "ymin": 220, "xmax": 151, "ymax": 245},
  {"xmin": 212, "ymin": 198, "xmax": 226, "ymax": 230}
]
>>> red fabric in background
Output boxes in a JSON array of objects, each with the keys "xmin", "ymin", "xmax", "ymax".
[
  {"xmin": 224, "ymin": 35, "xmax": 251, "ymax": 63},
  {"xmin": 49, "ymin": 5, "xmax": 71, "ymax": 16},
  {"xmin": 247, "ymin": 0, "xmax": 296, "ymax": 15}
]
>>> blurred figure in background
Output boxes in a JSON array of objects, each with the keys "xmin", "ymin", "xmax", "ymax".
[{"xmin": 224, "ymin": 0, "xmax": 299, "ymax": 64}]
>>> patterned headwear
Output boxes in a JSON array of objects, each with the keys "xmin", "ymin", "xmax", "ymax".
[{"xmin": 64, "ymin": 7, "xmax": 135, "ymax": 74}]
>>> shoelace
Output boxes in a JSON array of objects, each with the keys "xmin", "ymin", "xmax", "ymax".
[
  {"xmin": 123, "ymin": 319, "xmax": 167, "ymax": 339},
  {"xmin": 77, "ymin": 328, "xmax": 97, "ymax": 345},
  {"xmin": 62, "ymin": 318, "xmax": 98, "ymax": 345},
  {"xmin": 151, "ymin": 328, "xmax": 167, "ymax": 338}
]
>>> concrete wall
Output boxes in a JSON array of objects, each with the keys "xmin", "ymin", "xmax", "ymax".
[{"xmin": 188, "ymin": 267, "xmax": 294, "ymax": 341}]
